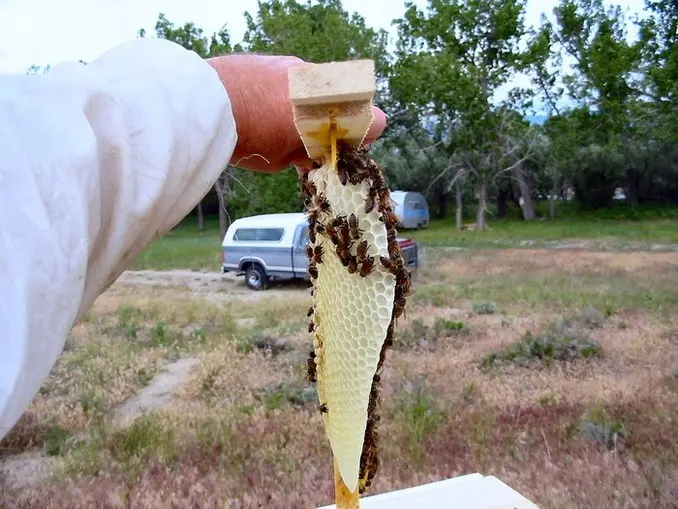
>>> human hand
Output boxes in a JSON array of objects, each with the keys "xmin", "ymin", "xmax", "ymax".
[{"xmin": 206, "ymin": 54, "xmax": 386, "ymax": 173}]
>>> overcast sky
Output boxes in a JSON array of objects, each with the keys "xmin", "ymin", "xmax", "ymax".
[{"xmin": 0, "ymin": 0, "xmax": 645, "ymax": 75}]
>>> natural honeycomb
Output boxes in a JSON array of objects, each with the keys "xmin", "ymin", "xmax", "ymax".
[{"xmin": 301, "ymin": 144, "xmax": 411, "ymax": 497}]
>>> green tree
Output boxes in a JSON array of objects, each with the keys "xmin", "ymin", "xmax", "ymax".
[
  {"xmin": 529, "ymin": 1, "xmax": 640, "ymax": 208},
  {"xmin": 138, "ymin": 12, "xmax": 237, "ymax": 57},
  {"xmin": 242, "ymin": 0, "xmax": 388, "ymax": 68},
  {"xmin": 139, "ymin": 13, "xmax": 239, "ymax": 234},
  {"xmin": 392, "ymin": 0, "xmax": 538, "ymax": 229}
]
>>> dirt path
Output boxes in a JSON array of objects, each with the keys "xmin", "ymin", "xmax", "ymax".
[{"xmin": 114, "ymin": 269, "xmax": 310, "ymax": 302}]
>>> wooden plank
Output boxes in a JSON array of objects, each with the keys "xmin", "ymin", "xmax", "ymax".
[
  {"xmin": 288, "ymin": 60, "xmax": 375, "ymax": 106},
  {"xmin": 288, "ymin": 60, "xmax": 376, "ymax": 162}
]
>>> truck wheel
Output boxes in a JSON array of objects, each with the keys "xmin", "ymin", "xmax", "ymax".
[{"xmin": 245, "ymin": 264, "xmax": 268, "ymax": 291}]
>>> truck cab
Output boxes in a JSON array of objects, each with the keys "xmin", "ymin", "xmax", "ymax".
[{"xmin": 221, "ymin": 213, "xmax": 419, "ymax": 290}]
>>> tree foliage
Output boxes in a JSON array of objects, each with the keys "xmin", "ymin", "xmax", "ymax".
[{"xmin": 102, "ymin": 0, "xmax": 678, "ymax": 226}]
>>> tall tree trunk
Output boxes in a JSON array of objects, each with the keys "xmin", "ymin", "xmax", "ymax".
[
  {"xmin": 549, "ymin": 178, "xmax": 558, "ymax": 220},
  {"xmin": 512, "ymin": 161, "xmax": 535, "ymax": 220},
  {"xmin": 476, "ymin": 184, "xmax": 487, "ymax": 231},
  {"xmin": 215, "ymin": 173, "xmax": 230, "ymax": 237},
  {"xmin": 625, "ymin": 167, "xmax": 640, "ymax": 205},
  {"xmin": 455, "ymin": 180, "xmax": 463, "ymax": 230},
  {"xmin": 496, "ymin": 186, "xmax": 508, "ymax": 218},
  {"xmin": 436, "ymin": 181, "xmax": 447, "ymax": 219},
  {"xmin": 197, "ymin": 200, "xmax": 204, "ymax": 231}
]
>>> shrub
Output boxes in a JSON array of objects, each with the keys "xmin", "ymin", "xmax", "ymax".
[
  {"xmin": 472, "ymin": 301, "xmax": 497, "ymax": 315},
  {"xmin": 573, "ymin": 407, "xmax": 628, "ymax": 450},
  {"xmin": 434, "ymin": 318, "xmax": 465, "ymax": 335},
  {"xmin": 481, "ymin": 326, "xmax": 600, "ymax": 369},
  {"xmin": 253, "ymin": 382, "xmax": 317, "ymax": 410}
]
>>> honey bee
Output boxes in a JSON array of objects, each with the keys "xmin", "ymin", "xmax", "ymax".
[
  {"xmin": 339, "ymin": 223, "xmax": 351, "ymax": 246},
  {"xmin": 398, "ymin": 277, "xmax": 412, "ymax": 297},
  {"xmin": 336, "ymin": 244, "xmax": 351, "ymax": 267},
  {"xmin": 313, "ymin": 196, "xmax": 332, "ymax": 214},
  {"xmin": 331, "ymin": 215, "xmax": 346, "ymax": 228},
  {"xmin": 337, "ymin": 165, "xmax": 349, "ymax": 186},
  {"xmin": 367, "ymin": 395, "xmax": 378, "ymax": 415},
  {"xmin": 306, "ymin": 245, "xmax": 314, "ymax": 259},
  {"xmin": 359, "ymin": 256, "xmax": 375, "ymax": 277},
  {"xmin": 365, "ymin": 187, "xmax": 377, "ymax": 214},
  {"xmin": 308, "ymin": 208, "xmax": 320, "ymax": 225},
  {"xmin": 380, "ymin": 211, "xmax": 399, "ymax": 226},
  {"xmin": 393, "ymin": 298, "xmax": 406, "ymax": 320},
  {"xmin": 387, "ymin": 228, "xmax": 397, "ymax": 243},
  {"xmin": 307, "ymin": 356, "xmax": 317, "ymax": 383},
  {"xmin": 348, "ymin": 213, "xmax": 363, "ymax": 239},
  {"xmin": 308, "ymin": 227, "xmax": 317, "ymax": 244},
  {"xmin": 302, "ymin": 179, "xmax": 317, "ymax": 197},
  {"xmin": 308, "ymin": 262, "xmax": 318, "ymax": 279},
  {"xmin": 306, "ymin": 306, "xmax": 314, "ymax": 317},
  {"xmin": 325, "ymin": 224, "xmax": 340, "ymax": 245},
  {"xmin": 357, "ymin": 240, "xmax": 369, "ymax": 261},
  {"xmin": 313, "ymin": 245, "xmax": 324, "ymax": 263},
  {"xmin": 388, "ymin": 238, "xmax": 400, "ymax": 256},
  {"xmin": 395, "ymin": 264, "xmax": 409, "ymax": 283},
  {"xmin": 385, "ymin": 321, "xmax": 394, "ymax": 342},
  {"xmin": 347, "ymin": 256, "xmax": 358, "ymax": 274},
  {"xmin": 308, "ymin": 321, "xmax": 315, "ymax": 333},
  {"xmin": 319, "ymin": 403, "xmax": 328, "ymax": 414},
  {"xmin": 378, "ymin": 190, "xmax": 395, "ymax": 209},
  {"xmin": 379, "ymin": 256, "xmax": 394, "ymax": 272},
  {"xmin": 348, "ymin": 168, "xmax": 366, "ymax": 185}
]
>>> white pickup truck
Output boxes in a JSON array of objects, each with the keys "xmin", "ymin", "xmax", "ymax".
[{"xmin": 221, "ymin": 212, "xmax": 419, "ymax": 290}]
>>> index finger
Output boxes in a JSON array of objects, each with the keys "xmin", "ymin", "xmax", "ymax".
[{"xmin": 364, "ymin": 106, "xmax": 387, "ymax": 144}]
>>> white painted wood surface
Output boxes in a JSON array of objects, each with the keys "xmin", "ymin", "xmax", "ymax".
[{"xmin": 316, "ymin": 473, "xmax": 540, "ymax": 509}]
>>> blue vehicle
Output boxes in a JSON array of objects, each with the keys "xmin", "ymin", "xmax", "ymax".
[{"xmin": 390, "ymin": 191, "xmax": 430, "ymax": 229}]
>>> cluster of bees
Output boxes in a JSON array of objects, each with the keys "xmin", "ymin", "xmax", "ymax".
[{"xmin": 299, "ymin": 144, "xmax": 412, "ymax": 494}]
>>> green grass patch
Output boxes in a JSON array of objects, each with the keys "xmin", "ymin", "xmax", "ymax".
[
  {"xmin": 128, "ymin": 205, "xmax": 678, "ymax": 271},
  {"xmin": 408, "ymin": 216, "xmax": 678, "ymax": 248},
  {"xmin": 132, "ymin": 217, "xmax": 222, "ymax": 271},
  {"xmin": 61, "ymin": 413, "xmax": 178, "ymax": 479},
  {"xmin": 414, "ymin": 270, "xmax": 678, "ymax": 316},
  {"xmin": 393, "ymin": 375, "xmax": 446, "ymax": 463}
]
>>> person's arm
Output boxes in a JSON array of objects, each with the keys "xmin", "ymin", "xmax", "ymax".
[{"xmin": 0, "ymin": 37, "xmax": 236, "ymax": 439}]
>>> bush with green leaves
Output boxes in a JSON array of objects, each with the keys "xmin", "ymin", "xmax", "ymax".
[
  {"xmin": 472, "ymin": 301, "xmax": 497, "ymax": 315},
  {"xmin": 396, "ymin": 317, "xmax": 467, "ymax": 349},
  {"xmin": 571, "ymin": 407, "xmax": 628, "ymax": 450},
  {"xmin": 481, "ymin": 325, "xmax": 600, "ymax": 369}
]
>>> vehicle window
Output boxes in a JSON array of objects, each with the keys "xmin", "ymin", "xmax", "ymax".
[
  {"xmin": 233, "ymin": 228, "xmax": 284, "ymax": 242},
  {"xmin": 299, "ymin": 226, "xmax": 310, "ymax": 247}
]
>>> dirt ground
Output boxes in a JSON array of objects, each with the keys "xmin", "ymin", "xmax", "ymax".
[
  {"xmin": 115, "ymin": 269, "xmax": 310, "ymax": 301},
  {"xmin": 1, "ymin": 248, "xmax": 677, "ymax": 508}
]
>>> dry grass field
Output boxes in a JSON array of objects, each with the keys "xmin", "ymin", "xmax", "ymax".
[{"xmin": 1, "ymin": 248, "xmax": 677, "ymax": 508}]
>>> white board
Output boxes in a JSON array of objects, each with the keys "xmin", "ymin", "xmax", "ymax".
[{"xmin": 316, "ymin": 473, "xmax": 539, "ymax": 509}]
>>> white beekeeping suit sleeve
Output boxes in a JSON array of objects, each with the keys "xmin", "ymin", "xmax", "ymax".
[{"xmin": 0, "ymin": 38, "xmax": 237, "ymax": 439}]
